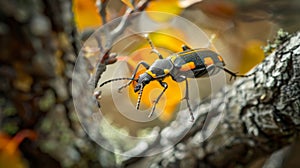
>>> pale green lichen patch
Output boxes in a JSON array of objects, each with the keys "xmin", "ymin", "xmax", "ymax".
[{"xmin": 263, "ymin": 29, "xmax": 291, "ymax": 55}]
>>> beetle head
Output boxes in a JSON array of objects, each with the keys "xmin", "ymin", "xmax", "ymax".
[{"xmin": 134, "ymin": 73, "xmax": 152, "ymax": 92}]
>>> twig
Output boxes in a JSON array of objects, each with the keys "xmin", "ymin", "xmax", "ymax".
[{"xmin": 91, "ymin": 0, "xmax": 150, "ymax": 89}]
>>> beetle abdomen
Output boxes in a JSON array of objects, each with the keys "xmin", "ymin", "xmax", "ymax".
[{"xmin": 171, "ymin": 49, "xmax": 225, "ymax": 78}]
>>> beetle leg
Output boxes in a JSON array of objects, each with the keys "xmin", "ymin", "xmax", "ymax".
[
  {"xmin": 144, "ymin": 34, "xmax": 164, "ymax": 59},
  {"xmin": 148, "ymin": 81, "xmax": 168, "ymax": 118},
  {"xmin": 215, "ymin": 65, "xmax": 252, "ymax": 81},
  {"xmin": 136, "ymin": 83, "xmax": 144, "ymax": 110},
  {"xmin": 182, "ymin": 78, "xmax": 194, "ymax": 122},
  {"xmin": 206, "ymin": 64, "xmax": 217, "ymax": 75},
  {"xmin": 118, "ymin": 61, "xmax": 150, "ymax": 92},
  {"xmin": 181, "ymin": 45, "xmax": 191, "ymax": 51}
]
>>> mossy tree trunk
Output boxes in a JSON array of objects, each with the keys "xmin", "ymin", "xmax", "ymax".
[{"xmin": 0, "ymin": 0, "xmax": 115, "ymax": 167}]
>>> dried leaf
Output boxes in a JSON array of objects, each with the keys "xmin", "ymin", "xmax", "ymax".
[
  {"xmin": 0, "ymin": 130, "xmax": 36, "ymax": 168},
  {"xmin": 146, "ymin": 0, "xmax": 182, "ymax": 22},
  {"xmin": 73, "ymin": 0, "xmax": 102, "ymax": 31}
]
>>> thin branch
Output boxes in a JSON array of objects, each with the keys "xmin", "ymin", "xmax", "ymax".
[
  {"xmin": 91, "ymin": 0, "xmax": 150, "ymax": 89},
  {"xmin": 96, "ymin": 0, "xmax": 109, "ymax": 25}
]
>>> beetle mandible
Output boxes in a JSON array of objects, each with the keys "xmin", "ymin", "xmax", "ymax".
[{"xmin": 99, "ymin": 35, "xmax": 249, "ymax": 121}]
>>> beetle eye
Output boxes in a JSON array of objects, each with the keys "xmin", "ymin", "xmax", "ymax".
[{"xmin": 134, "ymin": 84, "xmax": 141, "ymax": 92}]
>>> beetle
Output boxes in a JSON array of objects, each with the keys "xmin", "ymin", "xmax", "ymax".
[{"xmin": 99, "ymin": 35, "xmax": 249, "ymax": 121}]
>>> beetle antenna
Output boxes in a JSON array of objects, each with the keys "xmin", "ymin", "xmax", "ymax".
[
  {"xmin": 136, "ymin": 84, "xmax": 144, "ymax": 110},
  {"xmin": 99, "ymin": 78, "xmax": 137, "ymax": 87},
  {"xmin": 144, "ymin": 34, "xmax": 164, "ymax": 59}
]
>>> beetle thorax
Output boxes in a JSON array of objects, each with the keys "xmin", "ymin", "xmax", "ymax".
[{"xmin": 147, "ymin": 59, "xmax": 174, "ymax": 78}]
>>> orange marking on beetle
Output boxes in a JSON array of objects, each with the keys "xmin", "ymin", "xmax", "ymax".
[
  {"xmin": 164, "ymin": 69, "xmax": 170, "ymax": 74},
  {"xmin": 218, "ymin": 55, "xmax": 224, "ymax": 62},
  {"xmin": 204, "ymin": 57, "xmax": 214, "ymax": 66},
  {"xmin": 180, "ymin": 62, "xmax": 196, "ymax": 71}
]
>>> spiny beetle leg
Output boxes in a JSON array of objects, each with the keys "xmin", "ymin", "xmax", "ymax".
[
  {"xmin": 148, "ymin": 81, "xmax": 168, "ymax": 118},
  {"xmin": 216, "ymin": 65, "xmax": 252, "ymax": 81},
  {"xmin": 136, "ymin": 83, "xmax": 144, "ymax": 110},
  {"xmin": 182, "ymin": 78, "xmax": 194, "ymax": 122},
  {"xmin": 205, "ymin": 64, "xmax": 217, "ymax": 76}
]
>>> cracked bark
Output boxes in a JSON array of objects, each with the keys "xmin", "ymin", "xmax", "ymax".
[
  {"xmin": 0, "ymin": 0, "xmax": 115, "ymax": 167},
  {"xmin": 124, "ymin": 32, "xmax": 300, "ymax": 167}
]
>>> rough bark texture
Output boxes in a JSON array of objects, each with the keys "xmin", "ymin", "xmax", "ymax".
[
  {"xmin": 124, "ymin": 32, "xmax": 300, "ymax": 167},
  {"xmin": 0, "ymin": 0, "xmax": 115, "ymax": 167},
  {"xmin": 1, "ymin": 0, "xmax": 299, "ymax": 168}
]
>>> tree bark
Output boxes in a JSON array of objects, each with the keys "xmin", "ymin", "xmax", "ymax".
[
  {"xmin": 124, "ymin": 32, "xmax": 300, "ymax": 167},
  {"xmin": 0, "ymin": 0, "xmax": 115, "ymax": 167},
  {"xmin": 1, "ymin": 0, "xmax": 299, "ymax": 168}
]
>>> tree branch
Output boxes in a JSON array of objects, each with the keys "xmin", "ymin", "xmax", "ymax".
[
  {"xmin": 0, "ymin": 0, "xmax": 117, "ymax": 167},
  {"xmin": 91, "ymin": 0, "xmax": 150, "ymax": 89},
  {"xmin": 122, "ymin": 31, "xmax": 300, "ymax": 167}
]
